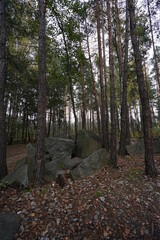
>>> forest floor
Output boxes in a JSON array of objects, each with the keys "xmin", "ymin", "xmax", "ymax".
[{"xmin": 1, "ymin": 145, "xmax": 160, "ymax": 240}]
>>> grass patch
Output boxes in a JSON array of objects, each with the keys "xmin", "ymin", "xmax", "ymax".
[
  {"xmin": 127, "ymin": 169, "xmax": 142, "ymax": 181},
  {"xmin": 125, "ymin": 155, "xmax": 133, "ymax": 161},
  {"xmin": 96, "ymin": 191, "xmax": 104, "ymax": 197},
  {"xmin": 23, "ymin": 188, "xmax": 31, "ymax": 193},
  {"xmin": 40, "ymin": 187, "xmax": 47, "ymax": 195},
  {"xmin": 0, "ymin": 180, "xmax": 8, "ymax": 189}
]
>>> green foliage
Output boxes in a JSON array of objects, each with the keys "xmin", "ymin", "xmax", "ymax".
[
  {"xmin": 127, "ymin": 169, "xmax": 142, "ymax": 181},
  {"xmin": 0, "ymin": 180, "xmax": 8, "ymax": 189},
  {"xmin": 96, "ymin": 191, "xmax": 104, "ymax": 197},
  {"xmin": 40, "ymin": 187, "xmax": 48, "ymax": 195}
]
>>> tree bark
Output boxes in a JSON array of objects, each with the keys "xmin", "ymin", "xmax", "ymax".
[
  {"xmin": 114, "ymin": 0, "xmax": 124, "ymax": 101},
  {"xmin": 129, "ymin": 0, "xmax": 157, "ymax": 176},
  {"xmin": 101, "ymin": 0, "xmax": 109, "ymax": 151},
  {"xmin": 35, "ymin": 0, "xmax": 46, "ymax": 182},
  {"xmin": 96, "ymin": 0, "xmax": 107, "ymax": 148},
  {"xmin": 0, "ymin": 0, "xmax": 8, "ymax": 179},
  {"xmin": 147, "ymin": 0, "xmax": 160, "ymax": 92},
  {"xmin": 86, "ymin": 21, "xmax": 101, "ymax": 135},
  {"xmin": 107, "ymin": 0, "xmax": 117, "ymax": 167},
  {"xmin": 119, "ymin": 0, "xmax": 130, "ymax": 156}
]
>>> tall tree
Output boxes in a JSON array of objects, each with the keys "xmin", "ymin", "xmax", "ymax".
[
  {"xmin": 129, "ymin": 0, "xmax": 157, "ymax": 176},
  {"xmin": 96, "ymin": 0, "xmax": 107, "ymax": 148},
  {"xmin": 101, "ymin": 0, "xmax": 109, "ymax": 151},
  {"xmin": 107, "ymin": 0, "xmax": 117, "ymax": 167},
  {"xmin": 85, "ymin": 21, "xmax": 101, "ymax": 135},
  {"xmin": 0, "ymin": 0, "xmax": 8, "ymax": 179},
  {"xmin": 147, "ymin": 0, "xmax": 160, "ymax": 92},
  {"xmin": 35, "ymin": 0, "xmax": 46, "ymax": 182},
  {"xmin": 119, "ymin": 0, "xmax": 130, "ymax": 156}
]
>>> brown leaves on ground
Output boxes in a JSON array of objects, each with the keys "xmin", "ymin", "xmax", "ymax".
[{"xmin": 1, "ymin": 146, "xmax": 160, "ymax": 239}]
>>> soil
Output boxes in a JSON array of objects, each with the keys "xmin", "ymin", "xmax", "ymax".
[{"xmin": 1, "ymin": 145, "xmax": 160, "ymax": 240}]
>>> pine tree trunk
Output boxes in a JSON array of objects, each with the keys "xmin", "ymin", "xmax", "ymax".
[
  {"xmin": 86, "ymin": 22, "xmax": 101, "ymax": 135},
  {"xmin": 96, "ymin": 0, "xmax": 107, "ymax": 148},
  {"xmin": 102, "ymin": 0, "xmax": 109, "ymax": 151},
  {"xmin": 129, "ymin": 0, "xmax": 157, "ymax": 176},
  {"xmin": 119, "ymin": 0, "xmax": 130, "ymax": 156},
  {"xmin": 107, "ymin": 0, "xmax": 117, "ymax": 167},
  {"xmin": 0, "ymin": 0, "xmax": 8, "ymax": 179},
  {"xmin": 80, "ymin": 62, "xmax": 86, "ymax": 130},
  {"xmin": 147, "ymin": 0, "xmax": 160, "ymax": 92},
  {"xmin": 35, "ymin": 0, "xmax": 46, "ymax": 182},
  {"xmin": 114, "ymin": 0, "xmax": 124, "ymax": 101},
  {"xmin": 47, "ymin": 108, "xmax": 52, "ymax": 137}
]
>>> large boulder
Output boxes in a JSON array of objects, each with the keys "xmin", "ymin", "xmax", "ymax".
[
  {"xmin": 71, "ymin": 148, "xmax": 110, "ymax": 179},
  {"xmin": 63, "ymin": 157, "xmax": 83, "ymax": 170},
  {"xmin": 126, "ymin": 137, "xmax": 160, "ymax": 155},
  {"xmin": 45, "ymin": 138, "xmax": 74, "ymax": 161},
  {"xmin": 75, "ymin": 130, "xmax": 102, "ymax": 158},
  {"xmin": 3, "ymin": 164, "xmax": 28, "ymax": 188},
  {"xmin": 0, "ymin": 213, "xmax": 20, "ymax": 240},
  {"xmin": 44, "ymin": 138, "xmax": 75, "ymax": 180}
]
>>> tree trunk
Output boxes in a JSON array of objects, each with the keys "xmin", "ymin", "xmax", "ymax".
[
  {"xmin": 102, "ymin": 0, "xmax": 109, "ymax": 151},
  {"xmin": 147, "ymin": 0, "xmax": 160, "ymax": 92},
  {"xmin": 47, "ymin": 108, "xmax": 52, "ymax": 137},
  {"xmin": 119, "ymin": 0, "xmax": 130, "ymax": 156},
  {"xmin": 96, "ymin": 0, "xmax": 107, "ymax": 148},
  {"xmin": 35, "ymin": 0, "xmax": 46, "ymax": 182},
  {"xmin": 0, "ymin": 0, "xmax": 8, "ymax": 179},
  {"xmin": 80, "ymin": 61, "xmax": 86, "ymax": 130},
  {"xmin": 68, "ymin": 98, "xmax": 71, "ymax": 136},
  {"xmin": 114, "ymin": 0, "xmax": 124, "ymax": 101},
  {"xmin": 86, "ymin": 21, "xmax": 101, "ymax": 135},
  {"xmin": 129, "ymin": 0, "xmax": 157, "ymax": 176},
  {"xmin": 107, "ymin": 0, "xmax": 117, "ymax": 167}
]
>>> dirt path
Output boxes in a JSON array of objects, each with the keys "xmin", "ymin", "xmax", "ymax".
[{"xmin": 7, "ymin": 144, "xmax": 27, "ymax": 172}]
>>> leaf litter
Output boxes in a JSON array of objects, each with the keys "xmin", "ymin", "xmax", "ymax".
[{"xmin": 1, "ymin": 153, "xmax": 160, "ymax": 239}]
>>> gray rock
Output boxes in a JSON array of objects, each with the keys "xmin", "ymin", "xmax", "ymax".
[
  {"xmin": 126, "ymin": 137, "xmax": 160, "ymax": 155},
  {"xmin": 27, "ymin": 144, "xmax": 36, "ymax": 183},
  {"xmin": 75, "ymin": 130, "xmax": 102, "ymax": 158},
  {"xmin": 0, "ymin": 213, "xmax": 20, "ymax": 240},
  {"xmin": 126, "ymin": 139, "xmax": 145, "ymax": 155},
  {"xmin": 3, "ymin": 164, "xmax": 29, "ymax": 188},
  {"xmin": 71, "ymin": 148, "xmax": 110, "ymax": 179},
  {"xmin": 45, "ymin": 138, "xmax": 74, "ymax": 161},
  {"xmin": 14, "ymin": 157, "xmax": 27, "ymax": 170},
  {"xmin": 45, "ymin": 161, "xmax": 63, "ymax": 180},
  {"xmin": 63, "ymin": 157, "xmax": 83, "ymax": 169},
  {"xmin": 45, "ymin": 138, "xmax": 75, "ymax": 180}
]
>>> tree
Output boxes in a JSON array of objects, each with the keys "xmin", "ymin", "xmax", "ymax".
[
  {"xmin": 129, "ymin": 0, "xmax": 157, "ymax": 176},
  {"xmin": 0, "ymin": 0, "xmax": 8, "ymax": 179},
  {"xmin": 35, "ymin": 0, "xmax": 46, "ymax": 182},
  {"xmin": 147, "ymin": 0, "xmax": 160, "ymax": 92},
  {"xmin": 119, "ymin": 0, "xmax": 130, "ymax": 156},
  {"xmin": 107, "ymin": 0, "xmax": 117, "ymax": 167},
  {"xmin": 96, "ymin": 0, "xmax": 107, "ymax": 149}
]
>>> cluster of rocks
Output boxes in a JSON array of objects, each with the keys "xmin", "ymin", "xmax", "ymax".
[{"xmin": 3, "ymin": 130, "xmax": 110, "ymax": 189}]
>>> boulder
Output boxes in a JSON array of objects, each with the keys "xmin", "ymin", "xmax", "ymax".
[
  {"xmin": 63, "ymin": 157, "xmax": 83, "ymax": 170},
  {"xmin": 45, "ymin": 138, "xmax": 74, "ymax": 161},
  {"xmin": 71, "ymin": 148, "xmax": 110, "ymax": 179},
  {"xmin": 126, "ymin": 137, "xmax": 160, "ymax": 155},
  {"xmin": 45, "ymin": 160, "xmax": 64, "ymax": 180},
  {"xmin": 126, "ymin": 139, "xmax": 145, "ymax": 155},
  {"xmin": 75, "ymin": 130, "xmax": 102, "ymax": 158},
  {"xmin": 0, "ymin": 213, "xmax": 20, "ymax": 240},
  {"xmin": 3, "ymin": 164, "xmax": 28, "ymax": 188},
  {"xmin": 13, "ymin": 157, "xmax": 27, "ymax": 170},
  {"xmin": 27, "ymin": 143, "xmax": 36, "ymax": 183}
]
